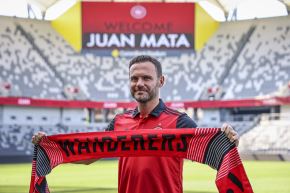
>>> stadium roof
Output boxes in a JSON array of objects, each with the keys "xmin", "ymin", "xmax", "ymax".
[{"xmin": 0, "ymin": 0, "xmax": 289, "ymax": 21}]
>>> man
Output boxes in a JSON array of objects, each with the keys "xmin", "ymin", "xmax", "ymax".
[{"xmin": 32, "ymin": 55, "xmax": 239, "ymax": 193}]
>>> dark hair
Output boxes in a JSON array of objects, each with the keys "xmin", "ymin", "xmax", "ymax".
[{"xmin": 129, "ymin": 55, "xmax": 162, "ymax": 77}]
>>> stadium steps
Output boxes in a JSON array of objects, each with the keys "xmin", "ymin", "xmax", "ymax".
[
  {"xmin": 15, "ymin": 23, "xmax": 66, "ymax": 98},
  {"xmin": 218, "ymin": 24, "xmax": 256, "ymax": 86},
  {"xmin": 198, "ymin": 24, "xmax": 256, "ymax": 100}
]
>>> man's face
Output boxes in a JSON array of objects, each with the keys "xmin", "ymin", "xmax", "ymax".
[{"xmin": 129, "ymin": 62, "xmax": 162, "ymax": 103}]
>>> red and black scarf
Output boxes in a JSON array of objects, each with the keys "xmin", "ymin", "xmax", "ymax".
[{"xmin": 29, "ymin": 128, "xmax": 253, "ymax": 193}]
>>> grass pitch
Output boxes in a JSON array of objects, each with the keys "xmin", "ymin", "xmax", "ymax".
[{"xmin": 0, "ymin": 160, "xmax": 289, "ymax": 193}]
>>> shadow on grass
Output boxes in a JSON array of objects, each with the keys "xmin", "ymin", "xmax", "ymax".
[
  {"xmin": 184, "ymin": 191, "xmax": 215, "ymax": 193},
  {"xmin": 0, "ymin": 186, "xmax": 117, "ymax": 193},
  {"xmin": 51, "ymin": 187, "xmax": 117, "ymax": 193},
  {"xmin": 0, "ymin": 185, "xmax": 216, "ymax": 193}
]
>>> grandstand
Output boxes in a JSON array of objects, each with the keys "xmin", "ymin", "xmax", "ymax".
[
  {"xmin": 223, "ymin": 16, "xmax": 290, "ymax": 99},
  {"xmin": 0, "ymin": 3, "xmax": 290, "ymax": 163},
  {"xmin": 239, "ymin": 113, "xmax": 290, "ymax": 161},
  {"xmin": 1, "ymin": 16, "xmax": 290, "ymax": 101},
  {"xmin": 0, "ymin": 17, "xmax": 63, "ymax": 99}
]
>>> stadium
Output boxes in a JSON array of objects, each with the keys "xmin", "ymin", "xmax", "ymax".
[{"xmin": 0, "ymin": 0, "xmax": 290, "ymax": 192}]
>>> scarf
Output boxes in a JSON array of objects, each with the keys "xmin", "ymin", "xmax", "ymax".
[{"xmin": 29, "ymin": 128, "xmax": 253, "ymax": 193}]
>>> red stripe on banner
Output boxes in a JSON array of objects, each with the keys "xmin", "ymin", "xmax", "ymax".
[
  {"xmin": 40, "ymin": 138, "xmax": 63, "ymax": 169},
  {"xmin": 217, "ymin": 148, "xmax": 242, "ymax": 180},
  {"xmin": 187, "ymin": 128, "xmax": 219, "ymax": 162}
]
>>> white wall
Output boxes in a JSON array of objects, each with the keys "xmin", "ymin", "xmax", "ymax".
[
  {"xmin": 2, "ymin": 106, "xmax": 60, "ymax": 125},
  {"xmin": 61, "ymin": 108, "xmax": 88, "ymax": 125},
  {"xmin": 198, "ymin": 108, "xmax": 221, "ymax": 124},
  {"xmin": 281, "ymin": 105, "xmax": 290, "ymax": 114}
]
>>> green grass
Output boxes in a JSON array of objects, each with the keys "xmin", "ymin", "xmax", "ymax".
[{"xmin": 0, "ymin": 160, "xmax": 289, "ymax": 193}]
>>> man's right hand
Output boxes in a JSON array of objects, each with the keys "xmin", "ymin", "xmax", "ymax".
[{"xmin": 31, "ymin": 131, "xmax": 46, "ymax": 144}]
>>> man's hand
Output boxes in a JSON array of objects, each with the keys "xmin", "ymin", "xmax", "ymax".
[
  {"xmin": 221, "ymin": 123, "xmax": 239, "ymax": 146},
  {"xmin": 31, "ymin": 131, "xmax": 46, "ymax": 144}
]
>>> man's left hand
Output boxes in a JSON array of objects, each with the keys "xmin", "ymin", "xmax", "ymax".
[{"xmin": 221, "ymin": 123, "xmax": 239, "ymax": 146}]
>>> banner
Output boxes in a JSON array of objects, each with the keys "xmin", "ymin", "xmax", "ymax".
[
  {"xmin": 29, "ymin": 129, "xmax": 253, "ymax": 193},
  {"xmin": 82, "ymin": 2, "xmax": 195, "ymax": 50}
]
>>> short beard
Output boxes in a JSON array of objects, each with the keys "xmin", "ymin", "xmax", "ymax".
[
  {"xmin": 134, "ymin": 95, "xmax": 153, "ymax": 103},
  {"xmin": 131, "ymin": 88, "xmax": 158, "ymax": 104}
]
